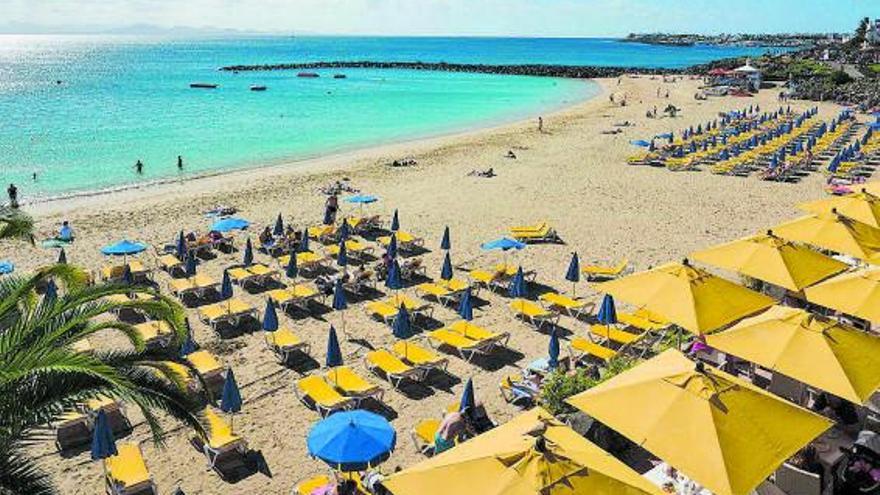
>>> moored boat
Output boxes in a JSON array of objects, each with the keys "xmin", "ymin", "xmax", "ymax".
[
  {"xmin": 250, "ymin": 85, "xmax": 267, "ymax": 91},
  {"xmin": 189, "ymin": 83, "xmax": 218, "ymax": 89},
  {"xmin": 297, "ymin": 72, "xmax": 320, "ymax": 78}
]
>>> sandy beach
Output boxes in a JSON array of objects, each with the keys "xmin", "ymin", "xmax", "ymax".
[{"xmin": 7, "ymin": 75, "xmax": 848, "ymax": 494}]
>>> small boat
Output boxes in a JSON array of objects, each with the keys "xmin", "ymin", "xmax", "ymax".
[
  {"xmin": 297, "ymin": 72, "xmax": 320, "ymax": 78},
  {"xmin": 190, "ymin": 83, "xmax": 218, "ymax": 89},
  {"xmin": 333, "ymin": 74, "xmax": 347, "ymax": 79},
  {"xmin": 250, "ymin": 85, "xmax": 267, "ymax": 91}
]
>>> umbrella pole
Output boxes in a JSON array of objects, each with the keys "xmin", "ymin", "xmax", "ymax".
[{"xmin": 572, "ymin": 282, "xmax": 576, "ymax": 298}]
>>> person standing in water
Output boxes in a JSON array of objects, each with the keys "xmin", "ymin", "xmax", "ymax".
[
  {"xmin": 7, "ymin": 183, "xmax": 18, "ymax": 208},
  {"xmin": 135, "ymin": 160, "xmax": 144, "ymax": 175},
  {"xmin": 177, "ymin": 155, "xmax": 184, "ymax": 171}
]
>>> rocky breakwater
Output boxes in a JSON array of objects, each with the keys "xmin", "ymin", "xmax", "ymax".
[{"xmin": 219, "ymin": 61, "xmax": 678, "ymax": 79}]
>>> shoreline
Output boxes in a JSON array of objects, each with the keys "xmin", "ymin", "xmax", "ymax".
[{"xmin": 24, "ymin": 78, "xmax": 600, "ymax": 217}]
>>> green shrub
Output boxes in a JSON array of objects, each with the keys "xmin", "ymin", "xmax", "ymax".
[
  {"xmin": 830, "ymin": 70, "xmax": 853, "ymax": 85},
  {"xmin": 539, "ymin": 355, "xmax": 638, "ymax": 415}
]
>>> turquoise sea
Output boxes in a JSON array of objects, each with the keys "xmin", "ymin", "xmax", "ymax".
[{"xmin": 0, "ymin": 36, "xmax": 776, "ymax": 199}]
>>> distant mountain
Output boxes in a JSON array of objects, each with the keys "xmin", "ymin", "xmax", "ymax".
[{"xmin": 0, "ymin": 21, "xmax": 288, "ymax": 37}]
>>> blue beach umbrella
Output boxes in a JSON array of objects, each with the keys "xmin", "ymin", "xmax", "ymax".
[
  {"xmin": 386, "ymin": 234, "xmax": 398, "ymax": 259},
  {"xmin": 262, "ymin": 298, "xmax": 279, "ymax": 332},
  {"xmin": 337, "ymin": 240, "xmax": 348, "ymax": 268},
  {"xmin": 176, "ymin": 231, "xmax": 186, "ymax": 260},
  {"xmin": 440, "ymin": 252, "xmax": 453, "ymax": 281},
  {"xmin": 565, "ymin": 252, "xmax": 580, "ymax": 296},
  {"xmin": 179, "ymin": 319, "xmax": 196, "ymax": 357},
  {"xmin": 90, "ymin": 409, "xmax": 118, "ymax": 461},
  {"xmin": 440, "ymin": 226, "xmax": 451, "ymax": 251},
  {"xmin": 392, "ymin": 304, "xmax": 412, "ymax": 339},
  {"xmin": 346, "ymin": 194, "xmax": 379, "ymax": 206},
  {"xmin": 285, "ymin": 252, "xmax": 298, "ymax": 279},
  {"xmin": 220, "ymin": 270, "xmax": 233, "ymax": 300},
  {"xmin": 390, "ymin": 209, "xmax": 400, "ymax": 232},
  {"xmin": 243, "ymin": 238, "xmax": 254, "ymax": 267},
  {"xmin": 307, "ymin": 410, "xmax": 396, "ymax": 472},
  {"xmin": 333, "ymin": 278, "xmax": 348, "ymax": 335},
  {"xmin": 508, "ymin": 266, "xmax": 527, "ymax": 299},
  {"xmin": 459, "ymin": 378, "xmax": 475, "ymax": 412},
  {"xmin": 323, "ymin": 204, "xmax": 334, "ymax": 226},
  {"xmin": 101, "ymin": 240, "xmax": 147, "ymax": 256},
  {"xmin": 211, "ymin": 217, "xmax": 249, "ymax": 233},
  {"xmin": 481, "ymin": 237, "xmax": 526, "ymax": 252},
  {"xmin": 299, "ymin": 230, "xmax": 311, "ymax": 253},
  {"xmin": 220, "ymin": 368, "xmax": 242, "ymax": 414},
  {"xmin": 630, "ymin": 139, "xmax": 651, "ymax": 147},
  {"xmin": 273, "ymin": 214, "xmax": 284, "ymax": 237},
  {"xmin": 326, "ymin": 326, "xmax": 343, "ymax": 368},
  {"xmin": 0, "ymin": 261, "xmax": 12, "ymax": 275},
  {"xmin": 385, "ymin": 259, "xmax": 403, "ymax": 291},
  {"xmin": 598, "ymin": 294, "xmax": 618, "ymax": 326},
  {"xmin": 548, "ymin": 328, "xmax": 561, "ymax": 370},
  {"xmin": 458, "ymin": 288, "xmax": 474, "ymax": 321},
  {"xmin": 44, "ymin": 279, "xmax": 58, "ymax": 302},
  {"xmin": 338, "ymin": 218, "xmax": 351, "ymax": 241},
  {"xmin": 185, "ymin": 254, "xmax": 197, "ymax": 277},
  {"xmin": 57, "ymin": 248, "xmax": 67, "ymax": 265}
]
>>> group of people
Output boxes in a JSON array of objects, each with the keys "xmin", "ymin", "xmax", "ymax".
[
  {"xmin": 134, "ymin": 155, "xmax": 185, "ymax": 175},
  {"xmin": 434, "ymin": 402, "xmax": 495, "ymax": 455}
]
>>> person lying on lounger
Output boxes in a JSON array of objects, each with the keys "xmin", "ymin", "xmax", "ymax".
[{"xmin": 467, "ymin": 168, "xmax": 496, "ymax": 178}]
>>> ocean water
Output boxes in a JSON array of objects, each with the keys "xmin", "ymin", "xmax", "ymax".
[{"xmin": 0, "ymin": 36, "xmax": 776, "ymax": 199}]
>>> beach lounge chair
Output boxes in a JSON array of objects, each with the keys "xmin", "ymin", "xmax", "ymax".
[
  {"xmin": 385, "ymin": 293, "xmax": 433, "ymax": 321},
  {"xmin": 616, "ymin": 308, "xmax": 670, "ymax": 332},
  {"xmin": 185, "ymin": 350, "xmax": 225, "ymax": 393},
  {"xmin": 267, "ymin": 285, "xmax": 319, "ymax": 313},
  {"xmin": 265, "ymin": 327, "xmax": 311, "ymax": 364},
  {"xmin": 86, "ymin": 396, "xmax": 129, "ymax": 434},
  {"xmin": 199, "ymin": 408, "xmax": 248, "ymax": 470},
  {"xmin": 132, "ymin": 321, "xmax": 174, "ymax": 349},
  {"xmin": 307, "ymin": 224, "xmax": 338, "ymax": 244},
  {"xmin": 410, "ymin": 419, "xmax": 441, "ymax": 456},
  {"xmin": 569, "ymin": 337, "xmax": 618, "ymax": 364},
  {"xmin": 101, "ymin": 261, "xmax": 150, "ymax": 283},
  {"xmin": 325, "ymin": 366, "xmax": 384, "ymax": 405},
  {"xmin": 227, "ymin": 264, "xmax": 277, "ymax": 288},
  {"xmin": 509, "ymin": 222, "xmax": 561, "ymax": 243},
  {"xmin": 279, "ymin": 252, "xmax": 328, "ymax": 276},
  {"xmin": 295, "ymin": 475, "xmax": 333, "ymax": 495},
  {"xmin": 401, "ymin": 257, "xmax": 427, "ymax": 280},
  {"xmin": 54, "ymin": 410, "xmax": 91, "ymax": 451},
  {"xmin": 509, "ymin": 299, "xmax": 559, "ymax": 329},
  {"xmin": 377, "ymin": 231, "xmax": 424, "ymax": 252},
  {"xmin": 437, "ymin": 277, "xmax": 475, "ymax": 295},
  {"xmin": 253, "ymin": 237, "xmax": 288, "ymax": 258},
  {"xmin": 468, "ymin": 268, "xmax": 507, "ymax": 292},
  {"xmin": 104, "ymin": 442, "xmax": 156, "ymax": 495},
  {"xmin": 426, "ymin": 328, "xmax": 494, "ymax": 362},
  {"xmin": 415, "ymin": 282, "xmax": 464, "ymax": 307},
  {"xmin": 294, "ymin": 375, "xmax": 356, "ymax": 417},
  {"xmin": 499, "ymin": 373, "xmax": 540, "ymax": 406},
  {"xmin": 538, "ymin": 292, "xmax": 594, "ymax": 319},
  {"xmin": 588, "ymin": 325, "xmax": 641, "ymax": 346},
  {"xmin": 364, "ymin": 301, "xmax": 400, "ymax": 326},
  {"xmin": 197, "ymin": 299, "xmax": 258, "ymax": 331},
  {"xmin": 343, "ymin": 268, "xmax": 376, "ymax": 296},
  {"xmin": 391, "ymin": 341, "xmax": 448, "ymax": 375},
  {"xmin": 156, "ymin": 254, "xmax": 184, "ymax": 275},
  {"xmin": 581, "ymin": 258, "xmax": 629, "ymax": 280},
  {"xmin": 327, "ymin": 239, "xmax": 374, "ymax": 261},
  {"xmin": 447, "ymin": 320, "xmax": 510, "ymax": 347},
  {"xmin": 168, "ymin": 274, "xmax": 219, "ymax": 299},
  {"xmin": 365, "ymin": 349, "xmax": 426, "ymax": 388}
]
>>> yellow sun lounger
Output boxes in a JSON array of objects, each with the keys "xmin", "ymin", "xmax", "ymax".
[
  {"xmin": 570, "ymin": 337, "xmax": 618, "ymax": 364},
  {"xmin": 228, "ymin": 264, "xmax": 277, "ymax": 288},
  {"xmin": 617, "ymin": 309, "xmax": 670, "ymax": 332},
  {"xmin": 278, "ymin": 251, "xmax": 328, "ymax": 274},
  {"xmin": 426, "ymin": 328, "xmax": 494, "ymax": 362},
  {"xmin": 101, "ymin": 261, "xmax": 151, "ymax": 282},
  {"xmin": 385, "ymin": 293, "xmax": 433, "ymax": 320},
  {"xmin": 509, "ymin": 299, "xmax": 559, "ymax": 329},
  {"xmin": 447, "ymin": 320, "xmax": 510, "ymax": 347},
  {"xmin": 415, "ymin": 282, "xmax": 464, "ymax": 306},
  {"xmin": 197, "ymin": 299, "xmax": 257, "ymax": 331},
  {"xmin": 132, "ymin": 320, "xmax": 174, "ymax": 349},
  {"xmin": 185, "ymin": 350, "xmax": 224, "ymax": 390},
  {"xmin": 104, "ymin": 443, "xmax": 155, "ymax": 495},
  {"xmin": 499, "ymin": 373, "xmax": 540, "ymax": 405},
  {"xmin": 509, "ymin": 222, "xmax": 560, "ymax": 243},
  {"xmin": 538, "ymin": 292, "xmax": 594, "ymax": 318},
  {"xmin": 410, "ymin": 418, "xmax": 441, "ymax": 456},
  {"xmin": 391, "ymin": 341, "xmax": 448, "ymax": 374},
  {"xmin": 157, "ymin": 254, "xmax": 184, "ymax": 274},
  {"xmin": 294, "ymin": 375, "xmax": 356, "ymax": 417},
  {"xmin": 168, "ymin": 274, "xmax": 219, "ymax": 299},
  {"xmin": 267, "ymin": 285, "xmax": 320, "ymax": 313},
  {"xmin": 468, "ymin": 268, "xmax": 507, "ymax": 292},
  {"xmin": 307, "ymin": 224, "xmax": 338, "ymax": 243},
  {"xmin": 378, "ymin": 231, "xmax": 424, "ymax": 251},
  {"xmin": 265, "ymin": 327, "xmax": 311, "ymax": 364},
  {"xmin": 325, "ymin": 366, "xmax": 384, "ymax": 405},
  {"xmin": 364, "ymin": 301, "xmax": 400, "ymax": 325},
  {"xmin": 588, "ymin": 325, "xmax": 641, "ymax": 346},
  {"xmin": 365, "ymin": 349, "xmax": 426, "ymax": 388},
  {"xmin": 327, "ymin": 240, "xmax": 374, "ymax": 259},
  {"xmin": 581, "ymin": 258, "xmax": 629, "ymax": 280},
  {"xmin": 295, "ymin": 474, "xmax": 333, "ymax": 495},
  {"xmin": 200, "ymin": 408, "xmax": 247, "ymax": 470}
]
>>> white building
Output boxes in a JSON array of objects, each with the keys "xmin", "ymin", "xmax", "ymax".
[
  {"xmin": 868, "ymin": 19, "xmax": 880, "ymax": 45},
  {"xmin": 733, "ymin": 59, "xmax": 763, "ymax": 92}
]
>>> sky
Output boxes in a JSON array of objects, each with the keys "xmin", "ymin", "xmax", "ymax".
[{"xmin": 1, "ymin": 0, "xmax": 877, "ymax": 37}]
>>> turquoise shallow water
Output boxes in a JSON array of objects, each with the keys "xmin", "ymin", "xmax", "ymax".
[{"xmin": 0, "ymin": 36, "xmax": 774, "ymax": 198}]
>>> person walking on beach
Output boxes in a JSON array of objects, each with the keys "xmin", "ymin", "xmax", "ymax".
[
  {"xmin": 324, "ymin": 193, "xmax": 339, "ymax": 225},
  {"xmin": 537, "ymin": 116, "xmax": 543, "ymax": 133},
  {"xmin": 6, "ymin": 183, "xmax": 18, "ymax": 208},
  {"xmin": 135, "ymin": 160, "xmax": 144, "ymax": 175},
  {"xmin": 177, "ymin": 155, "xmax": 184, "ymax": 171}
]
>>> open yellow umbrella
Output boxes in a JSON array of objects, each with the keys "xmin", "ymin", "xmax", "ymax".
[
  {"xmin": 799, "ymin": 189, "xmax": 880, "ymax": 229},
  {"xmin": 566, "ymin": 350, "xmax": 832, "ymax": 495},
  {"xmin": 804, "ymin": 267, "xmax": 880, "ymax": 323},
  {"xmin": 859, "ymin": 181, "xmax": 880, "ymax": 198},
  {"xmin": 706, "ymin": 305, "xmax": 880, "ymax": 404},
  {"xmin": 383, "ymin": 407, "xmax": 662, "ymax": 495},
  {"xmin": 594, "ymin": 261, "xmax": 774, "ymax": 335},
  {"xmin": 691, "ymin": 230, "xmax": 847, "ymax": 292},
  {"xmin": 771, "ymin": 211, "xmax": 880, "ymax": 264}
]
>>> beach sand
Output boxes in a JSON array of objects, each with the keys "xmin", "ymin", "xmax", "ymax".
[{"xmin": 8, "ymin": 75, "xmax": 847, "ymax": 494}]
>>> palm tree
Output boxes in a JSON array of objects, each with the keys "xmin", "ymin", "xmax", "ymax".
[
  {"xmin": 0, "ymin": 207, "xmax": 34, "ymax": 243},
  {"xmin": 0, "ymin": 264, "xmax": 205, "ymax": 495}
]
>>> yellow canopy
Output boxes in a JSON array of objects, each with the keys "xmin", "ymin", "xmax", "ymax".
[
  {"xmin": 772, "ymin": 212, "xmax": 880, "ymax": 264},
  {"xmin": 862, "ymin": 181, "xmax": 880, "ymax": 197},
  {"xmin": 383, "ymin": 407, "xmax": 662, "ymax": 495},
  {"xmin": 692, "ymin": 231, "xmax": 847, "ymax": 292},
  {"xmin": 803, "ymin": 267, "xmax": 880, "ymax": 323},
  {"xmin": 566, "ymin": 350, "xmax": 832, "ymax": 495},
  {"xmin": 706, "ymin": 305, "xmax": 880, "ymax": 404},
  {"xmin": 799, "ymin": 189, "xmax": 880, "ymax": 229},
  {"xmin": 594, "ymin": 261, "xmax": 774, "ymax": 335}
]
